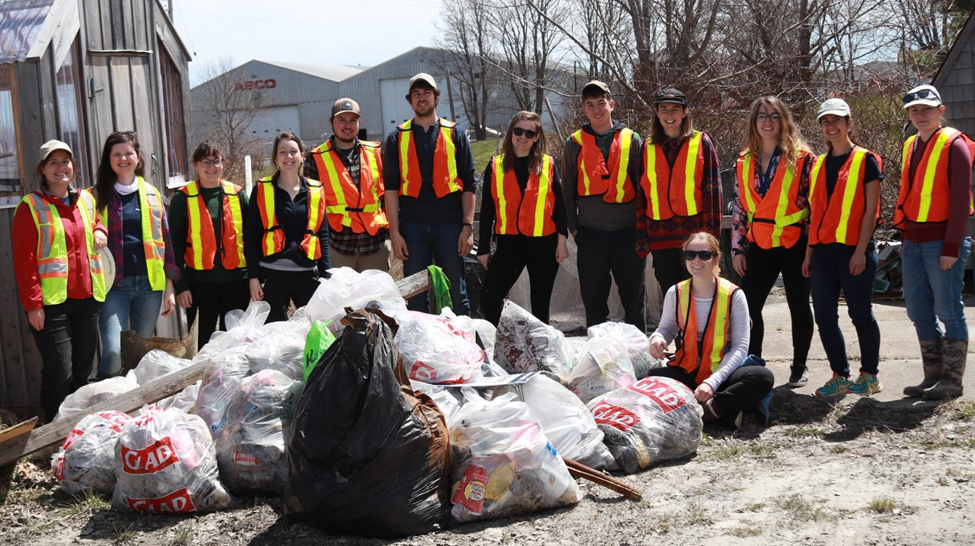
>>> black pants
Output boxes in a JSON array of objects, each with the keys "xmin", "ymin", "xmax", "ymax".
[
  {"xmin": 646, "ymin": 356, "xmax": 774, "ymax": 417},
  {"xmin": 260, "ymin": 268, "xmax": 321, "ymax": 323},
  {"xmin": 740, "ymin": 240, "xmax": 813, "ymax": 371},
  {"xmin": 189, "ymin": 279, "xmax": 251, "ymax": 349},
  {"xmin": 576, "ymin": 230, "xmax": 647, "ymax": 332},
  {"xmin": 480, "ymin": 234, "xmax": 560, "ymax": 325},
  {"xmin": 29, "ymin": 297, "xmax": 101, "ymax": 422},
  {"xmin": 650, "ymin": 247, "xmax": 691, "ymax": 298}
]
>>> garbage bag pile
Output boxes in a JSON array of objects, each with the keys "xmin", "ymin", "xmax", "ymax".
[
  {"xmin": 284, "ymin": 310, "xmax": 449, "ymax": 538},
  {"xmin": 588, "ymin": 376, "xmax": 703, "ymax": 474},
  {"xmin": 586, "ymin": 322, "xmax": 660, "ymax": 378},
  {"xmin": 244, "ymin": 313, "xmax": 310, "ymax": 381},
  {"xmin": 113, "ymin": 406, "xmax": 231, "ymax": 514},
  {"xmin": 494, "ymin": 301, "xmax": 572, "ymax": 377},
  {"xmin": 564, "ymin": 337, "xmax": 637, "ymax": 403},
  {"xmin": 52, "ymin": 410, "xmax": 132, "ymax": 494},
  {"xmin": 54, "ymin": 375, "xmax": 139, "ymax": 421},
  {"xmin": 305, "ymin": 267, "xmax": 406, "ymax": 330},
  {"xmin": 216, "ymin": 369, "xmax": 302, "ymax": 496},
  {"xmin": 395, "ymin": 310, "xmax": 485, "ymax": 384},
  {"xmin": 449, "ymin": 390, "xmax": 580, "ymax": 522}
]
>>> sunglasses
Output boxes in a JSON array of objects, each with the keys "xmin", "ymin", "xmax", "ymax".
[
  {"xmin": 756, "ymin": 113, "xmax": 781, "ymax": 123},
  {"xmin": 512, "ymin": 127, "xmax": 538, "ymax": 139},
  {"xmin": 683, "ymin": 249, "xmax": 714, "ymax": 261},
  {"xmin": 902, "ymin": 88, "xmax": 939, "ymax": 105}
]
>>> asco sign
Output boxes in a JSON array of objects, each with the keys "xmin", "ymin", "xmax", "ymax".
[{"xmin": 235, "ymin": 79, "xmax": 276, "ymax": 91}]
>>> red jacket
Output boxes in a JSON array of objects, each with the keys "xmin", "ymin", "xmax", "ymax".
[{"xmin": 12, "ymin": 189, "xmax": 107, "ymax": 312}]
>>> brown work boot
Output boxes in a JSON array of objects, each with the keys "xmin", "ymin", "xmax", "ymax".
[
  {"xmin": 904, "ymin": 338, "xmax": 944, "ymax": 398},
  {"xmin": 923, "ymin": 339, "xmax": 968, "ymax": 400}
]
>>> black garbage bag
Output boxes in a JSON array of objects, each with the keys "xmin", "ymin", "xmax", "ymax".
[{"xmin": 283, "ymin": 310, "xmax": 450, "ymax": 538}]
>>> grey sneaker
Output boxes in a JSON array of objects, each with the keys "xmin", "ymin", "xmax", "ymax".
[{"xmin": 787, "ymin": 367, "xmax": 808, "ymax": 388}]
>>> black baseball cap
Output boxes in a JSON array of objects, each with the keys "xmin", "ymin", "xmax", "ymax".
[{"xmin": 655, "ymin": 88, "xmax": 688, "ymax": 106}]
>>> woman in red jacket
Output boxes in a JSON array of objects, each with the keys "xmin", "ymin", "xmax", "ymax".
[{"xmin": 12, "ymin": 141, "xmax": 108, "ymax": 422}]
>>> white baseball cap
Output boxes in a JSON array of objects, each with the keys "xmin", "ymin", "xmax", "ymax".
[
  {"xmin": 816, "ymin": 98, "xmax": 851, "ymax": 121},
  {"xmin": 902, "ymin": 85, "xmax": 942, "ymax": 109}
]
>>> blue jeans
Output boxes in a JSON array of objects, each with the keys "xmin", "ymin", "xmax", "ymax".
[
  {"xmin": 810, "ymin": 242, "xmax": 881, "ymax": 376},
  {"xmin": 400, "ymin": 221, "xmax": 470, "ymax": 316},
  {"xmin": 98, "ymin": 275, "xmax": 162, "ymax": 375},
  {"xmin": 902, "ymin": 237, "xmax": 972, "ymax": 341}
]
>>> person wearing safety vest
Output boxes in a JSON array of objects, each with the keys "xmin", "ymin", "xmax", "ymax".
[
  {"xmin": 477, "ymin": 111, "xmax": 569, "ymax": 325},
  {"xmin": 731, "ymin": 96, "xmax": 815, "ymax": 389},
  {"xmin": 168, "ymin": 141, "xmax": 249, "ymax": 350},
  {"xmin": 12, "ymin": 141, "xmax": 108, "ymax": 422},
  {"xmin": 562, "ymin": 80, "xmax": 646, "ymax": 331},
  {"xmin": 305, "ymin": 98, "xmax": 390, "ymax": 273},
  {"xmin": 647, "ymin": 233, "xmax": 773, "ymax": 429},
  {"xmin": 800, "ymin": 98, "xmax": 884, "ymax": 397},
  {"xmin": 638, "ymin": 88, "xmax": 723, "ymax": 302},
  {"xmin": 897, "ymin": 85, "xmax": 975, "ymax": 400},
  {"xmin": 91, "ymin": 131, "xmax": 179, "ymax": 379},
  {"xmin": 246, "ymin": 132, "xmax": 330, "ymax": 323},
  {"xmin": 382, "ymin": 73, "xmax": 477, "ymax": 315}
]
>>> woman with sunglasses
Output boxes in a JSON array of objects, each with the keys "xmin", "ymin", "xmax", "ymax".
[
  {"xmin": 12, "ymin": 141, "xmax": 107, "ymax": 422},
  {"xmin": 896, "ymin": 85, "xmax": 975, "ymax": 400},
  {"xmin": 801, "ymin": 98, "xmax": 884, "ymax": 396},
  {"xmin": 246, "ymin": 132, "xmax": 330, "ymax": 323},
  {"xmin": 648, "ymin": 232, "xmax": 773, "ymax": 428},
  {"xmin": 92, "ymin": 131, "xmax": 178, "ymax": 378},
  {"xmin": 168, "ymin": 142, "xmax": 249, "ymax": 349},
  {"xmin": 731, "ymin": 96, "xmax": 814, "ymax": 388},
  {"xmin": 477, "ymin": 111, "xmax": 568, "ymax": 325}
]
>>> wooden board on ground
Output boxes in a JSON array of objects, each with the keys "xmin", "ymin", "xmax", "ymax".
[{"xmin": 0, "ymin": 270, "xmax": 432, "ymax": 467}]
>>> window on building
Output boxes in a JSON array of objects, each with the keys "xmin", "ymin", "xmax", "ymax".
[
  {"xmin": 158, "ymin": 42, "xmax": 186, "ymax": 184},
  {"xmin": 55, "ymin": 36, "xmax": 88, "ymax": 187},
  {"xmin": 0, "ymin": 65, "xmax": 21, "ymax": 195}
]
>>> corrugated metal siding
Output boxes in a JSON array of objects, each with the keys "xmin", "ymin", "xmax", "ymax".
[{"xmin": 298, "ymin": 101, "xmax": 333, "ymax": 146}]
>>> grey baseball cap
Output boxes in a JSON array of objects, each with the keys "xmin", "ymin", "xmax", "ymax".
[
  {"xmin": 39, "ymin": 140, "xmax": 73, "ymax": 161},
  {"xmin": 409, "ymin": 73, "xmax": 438, "ymax": 91},
  {"xmin": 817, "ymin": 98, "xmax": 851, "ymax": 120}
]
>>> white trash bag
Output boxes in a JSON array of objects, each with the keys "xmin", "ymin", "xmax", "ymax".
[
  {"xmin": 245, "ymin": 316, "xmax": 311, "ymax": 381},
  {"xmin": 52, "ymin": 410, "xmax": 131, "ymax": 494},
  {"xmin": 565, "ymin": 337, "xmax": 637, "ymax": 403},
  {"xmin": 196, "ymin": 301, "xmax": 271, "ymax": 359},
  {"xmin": 132, "ymin": 350, "xmax": 192, "ymax": 386},
  {"xmin": 588, "ymin": 376, "xmax": 703, "ymax": 474},
  {"xmin": 494, "ymin": 301, "xmax": 572, "ymax": 377},
  {"xmin": 395, "ymin": 310, "xmax": 485, "ymax": 385},
  {"xmin": 587, "ymin": 322, "xmax": 660, "ymax": 378},
  {"xmin": 54, "ymin": 375, "xmax": 139, "ymax": 422},
  {"xmin": 449, "ymin": 390, "xmax": 580, "ymax": 522},
  {"xmin": 113, "ymin": 406, "xmax": 231, "ymax": 514},
  {"xmin": 305, "ymin": 267, "xmax": 405, "ymax": 329}
]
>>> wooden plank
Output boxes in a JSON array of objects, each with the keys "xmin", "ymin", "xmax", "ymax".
[
  {"xmin": 88, "ymin": 55, "xmax": 114, "ymax": 145},
  {"xmin": 0, "ymin": 211, "xmax": 24, "ymax": 409},
  {"xmin": 0, "ymin": 418, "xmax": 38, "ymax": 444},
  {"xmin": 99, "ymin": 0, "xmax": 114, "ymax": 53},
  {"xmin": 110, "ymin": 0, "xmax": 125, "ymax": 50},
  {"xmin": 83, "ymin": 0, "xmax": 103, "ymax": 50},
  {"xmin": 121, "ymin": 0, "xmax": 136, "ymax": 51},
  {"xmin": 397, "ymin": 269, "xmax": 434, "ymax": 299},
  {"xmin": 111, "ymin": 57, "xmax": 135, "ymax": 130},
  {"xmin": 129, "ymin": 57, "xmax": 155, "ymax": 172},
  {"xmin": 131, "ymin": 0, "xmax": 148, "ymax": 51},
  {"xmin": 25, "ymin": 0, "xmax": 80, "ymax": 68}
]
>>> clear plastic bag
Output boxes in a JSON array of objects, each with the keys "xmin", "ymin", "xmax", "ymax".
[
  {"xmin": 132, "ymin": 350, "xmax": 192, "ymax": 386},
  {"xmin": 216, "ymin": 369, "xmax": 301, "ymax": 496},
  {"xmin": 395, "ymin": 310, "xmax": 485, "ymax": 384},
  {"xmin": 54, "ymin": 375, "xmax": 139, "ymax": 421},
  {"xmin": 587, "ymin": 322, "xmax": 660, "ymax": 378},
  {"xmin": 52, "ymin": 410, "xmax": 132, "ymax": 494},
  {"xmin": 565, "ymin": 337, "xmax": 637, "ymax": 403},
  {"xmin": 195, "ymin": 346, "xmax": 252, "ymax": 436},
  {"xmin": 305, "ymin": 267, "xmax": 406, "ymax": 329},
  {"xmin": 156, "ymin": 382, "xmax": 201, "ymax": 414},
  {"xmin": 196, "ymin": 301, "xmax": 271, "ymax": 359},
  {"xmin": 449, "ymin": 390, "xmax": 580, "ymax": 522},
  {"xmin": 588, "ymin": 376, "xmax": 703, "ymax": 474},
  {"xmin": 245, "ymin": 316, "xmax": 311, "ymax": 381},
  {"xmin": 493, "ymin": 375, "xmax": 616, "ymax": 470},
  {"xmin": 113, "ymin": 406, "xmax": 231, "ymax": 514},
  {"xmin": 494, "ymin": 301, "xmax": 572, "ymax": 377}
]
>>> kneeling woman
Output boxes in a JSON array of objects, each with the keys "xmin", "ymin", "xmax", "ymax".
[
  {"xmin": 648, "ymin": 232, "xmax": 773, "ymax": 427},
  {"xmin": 477, "ymin": 111, "xmax": 568, "ymax": 325}
]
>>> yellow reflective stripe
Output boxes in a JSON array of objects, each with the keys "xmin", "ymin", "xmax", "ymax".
[
  {"xmin": 646, "ymin": 144, "xmax": 660, "ymax": 218},
  {"xmin": 709, "ymin": 281, "xmax": 732, "ymax": 371},
  {"xmin": 443, "ymin": 125, "xmax": 460, "ymax": 192},
  {"xmin": 399, "ymin": 120, "xmax": 412, "ymax": 195},
  {"xmin": 25, "ymin": 194, "xmax": 69, "ymax": 304},
  {"xmin": 223, "ymin": 181, "xmax": 246, "ymax": 266},
  {"xmin": 683, "ymin": 132, "xmax": 702, "ymax": 216},
  {"xmin": 770, "ymin": 164, "xmax": 798, "ymax": 247},
  {"xmin": 260, "ymin": 180, "xmax": 277, "ymax": 254},
  {"xmin": 77, "ymin": 192, "xmax": 106, "ymax": 301},
  {"xmin": 808, "ymin": 155, "xmax": 826, "ymax": 201},
  {"xmin": 614, "ymin": 129, "xmax": 632, "ymax": 203},
  {"xmin": 493, "ymin": 155, "xmax": 508, "ymax": 234},
  {"xmin": 321, "ymin": 151, "xmax": 351, "ymax": 227},
  {"xmin": 835, "ymin": 149, "xmax": 866, "ymax": 244},
  {"xmin": 305, "ymin": 186, "xmax": 322, "ymax": 260},
  {"xmin": 573, "ymin": 131, "xmax": 591, "ymax": 195},
  {"xmin": 917, "ymin": 129, "xmax": 953, "ymax": 222},
  {"xmin": 740, "ymin": 154, "xmax": 757, "ymax": 214},
  {"xmin": 137, "ymin": 178, "xmax": 166, "ymax": 291},
  {"xmin": 365, "ymin": 147, "xmax": 382, "ymax": 206},
  {"xmin": 185, "ymin": 182, "xmax": 205, "ymax": 270},
  {"xmin": 534, "ymin": 155, "xmax": 551, "ymax": 236},
  {"xmin": 677, "ymin": 279, "xmax": 691, "ymax": 328}
]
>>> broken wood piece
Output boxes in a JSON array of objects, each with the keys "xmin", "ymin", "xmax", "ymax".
[
  {"xmin": 0, "ymin": 418, "xmax": 38, "ymax": 445},
  {"xmin": 563, "ymin": 456, "xmax": 642, "ymax": 501}
]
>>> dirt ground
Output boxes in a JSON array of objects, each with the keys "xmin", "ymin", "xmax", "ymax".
[{"xmin": 2, "ymin": 295, "xmax": 974, "ymax": 546}]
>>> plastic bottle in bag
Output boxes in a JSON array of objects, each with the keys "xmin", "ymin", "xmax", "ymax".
[{"xmin": 52, "ymin": 410, "xmax": 131, "ymax": 494}]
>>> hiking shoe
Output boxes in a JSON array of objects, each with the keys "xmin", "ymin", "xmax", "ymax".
[
  {"xmin": 849, "ymin": 373, "xmax": 883, "ymax": 396},
  {"xmin": 786, "ymin": 368, "xmax": 809, "ymax": 387},
  {"xmin": 815, "ymin": 375, "xmax": 854, "ymax": 397}
]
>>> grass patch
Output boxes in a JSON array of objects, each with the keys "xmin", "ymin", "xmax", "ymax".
[
  {"xmin": 921, "ymin": 438, "xmax": 975, "ymax": 450},
  {"xmin": 785, "ymin": 427, "xmax": 826, "ymax": 438},
  {"xmin": 685, "ymin": 501, "xmax": 713, "ymax": 526},
  {"xmin": 868, "ymin": 496, "xmax": 897, "ymax": 513},
  {"xmin": 59, "ymin": 490, "xmax": 111, "ymax": 519},
  {"xmin": 470, "ymin": 139, "xmax": 500, "ymax": 173},
  {"xmin": 112, "ymin": 521, "xmax": 137, "ymax": 544},
  {"xmin": 946, "ymin": 401, "xmax": 975, "ymax": 421},
  {"xmin": 728, "ymin": 521, "xmax": 764, "ymax": 537},
  {"xmin": 171, "ymin": 525, "xmax": 194, "ymax": 546},
  {"xmin": 703, "ymin": 441, "xmax": 776, "ymax": 461},
  {"xmin": 830, "ymin": 445, "xmax": 849, "ymax": 454},
  {"xmin": 744, "ymin": 502, "xmax": 765, "ymax": 512},
  {"xmin": 776, "ymin": 494, "xmax": 837, "ymax": 523}
]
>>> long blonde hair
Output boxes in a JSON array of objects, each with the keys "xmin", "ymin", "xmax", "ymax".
[{"xmin": 745, "ymin": 96, "xmax": 809, "ymax": 166}]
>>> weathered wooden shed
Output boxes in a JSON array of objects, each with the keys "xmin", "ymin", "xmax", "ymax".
[{"xmin": 0, "ymin": 0, "xmax": 192, "ymax": 416}]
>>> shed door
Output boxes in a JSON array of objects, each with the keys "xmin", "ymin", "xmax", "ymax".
[
  {"xmin": 380, "ymin": 77, "xmax": 416, "ymax": 135},
  {"xmin": 248, "ymin": 106, "xmax": 301, "ymax": 140}
]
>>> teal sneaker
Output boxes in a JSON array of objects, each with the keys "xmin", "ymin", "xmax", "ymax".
[
  {"xmin": 815, "ymin": 375, "xmax": 853, "ymax": 397},
  {"xmin": 849, "ymin": 373, "xmax": 883, "ymax": 396}
]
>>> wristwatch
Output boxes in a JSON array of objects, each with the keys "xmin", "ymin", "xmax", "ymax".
[{"xmin": 462, "ymin": 222, "xmax": 473, "ymax": 227}]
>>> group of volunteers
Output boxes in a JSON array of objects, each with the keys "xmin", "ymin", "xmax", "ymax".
[{"xmin": 12, "ymin": 70, "xmax": 972, "ymax": 427}]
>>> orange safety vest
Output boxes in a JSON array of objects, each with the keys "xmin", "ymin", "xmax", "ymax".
[
  {"xmin": 572, "ymin": 128, "xmax": 636, "ymax": 203},
  {"xmin": 396, "ymin": 118, "xmax": 463, "ymax": 198},
  {"xmin": 641, "ymin": 130, "xmax": 706, "ymax": 220},
  {"xmin": 255, "ymin": 176, "xmax": 326, "ymax": 261},
  {"xmin": 311, "ymin": 140, "xmax": 388, "ymax": 235},
  {"xmin": 490, "ymin": 154, "xmax": 557, "ymax": 237},
  {"xmin": 895, "ymin": 127, "xmax": 975, "ymax": 228},
  {"xmin": 180, "ymin": 180, "xmax": 247, "ymax": 270},
  {"xmin": 808, "ymin": 148, "xmax": 881, "ymax": 246},
  {"xmin": 735, "ymin": 150, "xmax": 812, "ymax": 249},
  {"xmin": 670, "ymin": 277, "xmax": 737, "ymax": 385}
]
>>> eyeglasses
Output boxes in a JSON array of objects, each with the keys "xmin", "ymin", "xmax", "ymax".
[
  {"xmin": 903, "ymin": 88, "xmax": 940, "ymax": 105},
  {"xmin": 199, "ymin": 159, "xmax": 222, "ymax": 167},
  {"xmin": 512, "ymin": 127, "xmax": 538, "ymax": 139},
  {"xmin": 756, "ymin": 113, "xmax": 781, "ymax": 123},
  {"xmin": 683, "ymin": 249, "xmax": 714, "ymax": 261}
]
